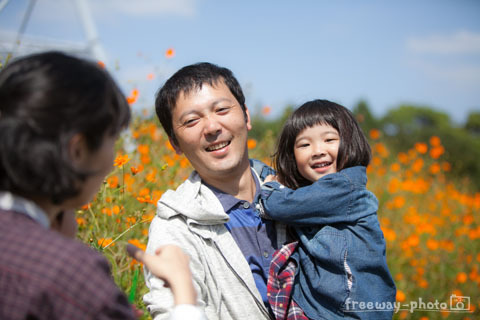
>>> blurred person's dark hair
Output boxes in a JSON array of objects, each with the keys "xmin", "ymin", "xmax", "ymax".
[{"xmin": 0, "ymin": 51, "xmax": 130, "ymax": 203}]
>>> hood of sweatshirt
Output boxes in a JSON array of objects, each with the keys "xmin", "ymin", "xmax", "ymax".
[{"xmin": 156, "ymin": 171, "xmax": 230, "ymax": 225}]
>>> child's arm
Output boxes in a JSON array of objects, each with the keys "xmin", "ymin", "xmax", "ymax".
[{"xmin": 258, "ymin": 169, "xmax": 377, "ymax": 226}]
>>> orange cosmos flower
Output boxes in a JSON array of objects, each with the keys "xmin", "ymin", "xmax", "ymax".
[
  {"xmin": 397, "ymin": 152, "xmax": 408, "ymax": 164},
  {"xmin": 152, "ymin": 190, "xmax": 163, "ymax": 203},
  {"xmin": 139, "ymin": 188, "xmax": 150, "ymax": 197},
  {"xmin": 76, "ymin": 217, "xmax": 86, "ymax": 227},
  {"xmin": 112, "ymin": 205, "xmax": 120, "ymax": 215},
  {"xmin": 390, "ymin": 163, "xmax": 401, "ymax": 172},
  {"xmin": 396, "ymin": 290, "xmax": 406, "ymax": 302},
  {"xmin": 141, "ymin": 155, "xmax": 151, "ymax": 165},
  {"xmin": 414, "ymin": 142, "xmax": 428, "ymax": 154},
  {"xmin": 262, "ymin": 105, "xmax": 272, "ymax": 115},
  {"xmin": 369, "ymin": 129, "xmax": 381, "ymax": 140},
  {"xmin": 430, "ymin": 146, "xmax": 444, "ymax": 159},
  {"xmin": 179, "ymin": 157, "xmax": 190, "ymax": 168},
  {"xmin": 130, "ymin": 166, "xmax": 140, "ymax": 175},
  {"xmin": 147, "ymin": 73, "xmax": 155, "ymax": 80},
  {"xmin": 126, "ymin": 89, "xmax": 139, "ymax": 104},
  {"xmin": 412, "ymin": 158, "xmax": 424, "ymax": 172},
  {"xmin": 247, "ymin": 138, "xmax": 257, "ymax": 149},
  {"xmin": 97, "ymin": 61, "xmax": 105, "ymax": 68},
  {"xmin": 97, "ymin": 238, "xmax": 114, "ymax": 248},
  {"xmin": 114, "ymin": 154, "xmax": 130, "ymax": 167},
  {"xmin": 426, "ymin": 239, "xmax": 439, "ymax": 250},
  {"xmin": 165, "ymin": 140, "xmax": 175, "ymax": 152},
  {"xmin": 107, "ymin": 175, "xmax": 119, "ymax": 188},
  {"xmin": 429, "ymin": 163, "xmax": 441, "ymax": 174},
  {"xmin": 137, "ymin": 144, "xmax": 150, "ymax": 155},
  {"xmin": 429, "ymin": 135, "xmax": 441, "ymax": 147},
  {"xmin": 456, "ymin": 272, "xmax": 468, "ymax": 283},
  {"xmin": 165, "ymin": 48, "xmax": 175, "ymax": 58}
]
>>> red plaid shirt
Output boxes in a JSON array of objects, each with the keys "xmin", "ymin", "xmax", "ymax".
[
  {"xmin": 0, "ymin": 209, "xmax": 135, "ymax": 320},
  {"xmin": 267, "ymin": 241, "xmax": 309, "ymax": 320}
]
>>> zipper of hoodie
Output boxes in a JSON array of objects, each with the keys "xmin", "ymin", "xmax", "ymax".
[{"xmin": 212, "ymin": 240, "xmax": 273, "ymax": 320}]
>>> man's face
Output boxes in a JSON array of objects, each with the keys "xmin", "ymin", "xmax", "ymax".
[{"xmin": 170, "ymin": 80, "xmax": 251, "ymax": 183}]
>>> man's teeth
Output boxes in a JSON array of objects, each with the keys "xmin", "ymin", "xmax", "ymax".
[{"xmin": 206, "ymin": 141, "xmax": 229, "ymax": 151}]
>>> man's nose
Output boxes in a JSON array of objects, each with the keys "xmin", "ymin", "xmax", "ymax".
[{"xmin": 204, "ymin": 115, "xmax": 222, "ymax": 135}]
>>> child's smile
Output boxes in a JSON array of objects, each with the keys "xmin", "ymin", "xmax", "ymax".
[{"xmin": 294, "ymin": 123, "xmax": 340, "ymax": 182}]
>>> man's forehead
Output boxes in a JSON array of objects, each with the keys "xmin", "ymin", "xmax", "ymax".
[{"xmin": 178, "ymin": 77, "xmax": 225, "ymax": 99}]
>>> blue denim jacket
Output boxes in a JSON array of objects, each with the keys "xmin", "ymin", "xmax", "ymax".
[{"xmin": 258, "ymin": 166, "xmax": 396, "ymax": 319}]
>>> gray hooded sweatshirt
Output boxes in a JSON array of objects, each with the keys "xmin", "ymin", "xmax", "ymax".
[{"xmin": 143, "ymin": 166, "xmax": 286, "ymax": 320}]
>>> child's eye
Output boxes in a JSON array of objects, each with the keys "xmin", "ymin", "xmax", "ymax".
[{"xmin": 297, "ymin": 143, "xmax": 310, "ymax": 148}]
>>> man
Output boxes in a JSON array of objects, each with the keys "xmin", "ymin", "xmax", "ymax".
[{"xmin": 144, "ymin": 63, "xmax": 286, "ymax": 319}]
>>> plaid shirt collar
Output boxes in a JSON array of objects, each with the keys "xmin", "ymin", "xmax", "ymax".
[{"xmin": 0, "ymin": 192, "xmax": 50, "ymax": 228}]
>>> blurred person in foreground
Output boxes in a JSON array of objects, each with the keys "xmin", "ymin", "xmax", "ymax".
[
  {"xmin": 0, "ymin": 51, "xmax": 204, "ymax": 320},
  {"xmin": 144, "ymin": 62, "xmax": 287, "ymax": 319}
]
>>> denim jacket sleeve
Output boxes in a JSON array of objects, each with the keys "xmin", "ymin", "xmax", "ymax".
[{"xmin": 258, "ymin": 166, "xmax": 378, "ymax": 226}]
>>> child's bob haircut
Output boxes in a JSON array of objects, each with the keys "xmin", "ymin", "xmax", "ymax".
[
  {"xmin": 0, "ymin": 51, "xmax": 130, "ymax": 203},
  {"xmin": 274, "ymin": 99, "xmax": 371, "ymax": 189}
]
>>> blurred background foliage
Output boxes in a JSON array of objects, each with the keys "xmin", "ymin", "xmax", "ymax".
[{"xmin": 249, "ymin": 101, "xmax": 480, "ymax": 191}]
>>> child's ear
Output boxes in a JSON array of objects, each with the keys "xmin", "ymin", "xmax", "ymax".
[
  {"xmin": 69, "ymin": 133, "xmax": 89, "ymax": 168},
  {"xmin": 168, "ymin": 136, "xmax": 183, "ymax": 155}
]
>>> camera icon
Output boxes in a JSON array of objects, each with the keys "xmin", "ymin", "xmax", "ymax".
[{"xmin": 450, "ymin": 294, "xmax": 470, "ymax": 311}]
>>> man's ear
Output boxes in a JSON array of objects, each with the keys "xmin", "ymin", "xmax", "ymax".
[
  {"xmin": 245, "ymin": 105, "xmax": 252, "ymax": 131},
  {"xmin": 168, "ymin": 136, "xmax": 183, "ymax": 155},
  {"xmin": 69, "ymin": 133, "xmax": 89, "ymax": 168}
]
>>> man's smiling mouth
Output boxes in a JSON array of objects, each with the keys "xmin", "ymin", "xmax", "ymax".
[{"xmin": 206, "ymin": 141, "xmax": 230, "ymax": 152}]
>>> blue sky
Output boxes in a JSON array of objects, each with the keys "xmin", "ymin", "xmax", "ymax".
[{"xmin": 1, "ymin": 0, "xmax": 479, "ymax": 124}]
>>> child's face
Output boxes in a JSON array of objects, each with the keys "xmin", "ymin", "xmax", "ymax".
[{"xmin": 294, "ymin": 123, "xmax": 340, "ymax": 182}]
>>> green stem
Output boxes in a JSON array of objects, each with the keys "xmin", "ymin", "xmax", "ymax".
[{"xmin": 129, "ymin": 267, "xmax": 139, "ymax": 303}]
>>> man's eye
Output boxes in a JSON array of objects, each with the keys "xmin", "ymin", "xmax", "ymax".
[
  {"xmin": 216, "ymin": 106, "xmax": 231, "ymax": 113},
  {"xmin": 183, "ymin": 118, "xmax": 198, "ymax": 126}
]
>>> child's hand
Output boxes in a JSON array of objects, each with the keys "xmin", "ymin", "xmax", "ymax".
[
  {"xmin": 264, "ymin": 174, "xmax": 278, "ymax": 183},
  {"xmin": 126, "ymin": 244, "xmax": 197, "ymax": 305}
]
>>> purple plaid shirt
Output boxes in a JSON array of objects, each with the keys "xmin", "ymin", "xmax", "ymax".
[
  {"xmin": 0, "ymin": 204, "xmax": 135, "ymax": 320},
  {"xmin": 267, "ymin": 241, "xmax": 309, "ymax": 320}
]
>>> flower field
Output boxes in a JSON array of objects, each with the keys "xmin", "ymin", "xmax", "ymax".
[{"xmin": 77, "ymin": 116, "xmax": 479, "ymax": 320}]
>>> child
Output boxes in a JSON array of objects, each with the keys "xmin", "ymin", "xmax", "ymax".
[
  {"xmin": 258, "ymin": 99, "xmax": 396, "ymax": 319},
  {"xmin": 0, "ymin": 51, "xmax": 204, "ymax": 320}
]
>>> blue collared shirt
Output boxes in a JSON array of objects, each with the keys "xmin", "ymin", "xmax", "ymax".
[{"xmin": 204, "ymin": 171, "xmax": 277, "ymax": 311}]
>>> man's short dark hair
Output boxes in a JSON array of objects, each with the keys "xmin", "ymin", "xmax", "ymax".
[{"xmin": 155, "ymin": 62, "xmax": 246, "ymax": 144}]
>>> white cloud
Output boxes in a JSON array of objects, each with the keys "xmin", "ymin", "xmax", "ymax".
[
  {"xmin": 407, "ymin": 30, "xmax": 480, "ymax": 55},
  {"xmin": 91, "ymin": 0, "xmax": 197, "ymax": 18},
  {"xmin": 408, "ymin": 58, "xmax": 480, "ymax": 91}
]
